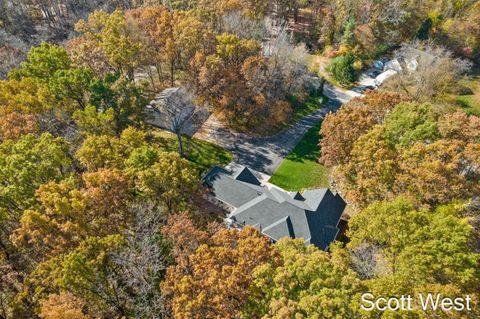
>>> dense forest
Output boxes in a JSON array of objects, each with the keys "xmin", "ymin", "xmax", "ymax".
[{"xmin": 0, "ymin": 0, "xmax": 479, "ymax": 318}]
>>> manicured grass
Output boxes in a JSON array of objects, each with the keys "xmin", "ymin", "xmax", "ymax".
[
  {"xmin": 269, "ymin": 122, "xmax": 330, "ymax": 191},
  {"xmin": 151, "ymin": 129, "xmax": 233, "ymax": 174}
]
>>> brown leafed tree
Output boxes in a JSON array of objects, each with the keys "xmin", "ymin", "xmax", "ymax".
[
  {"xmin": 0, "ymin": 111, "xmax": 38, "ymax": 141},
  {"xmin": 437, "ymin": 110, "xmax": 480, "ymax": 143},
  {"xmin": 12, "ymin": 169, "xmax": 133, "ymax": 264},
  {"xmin": 333, "ymin": 126, "xmax": 398, "ymax": 208},
  {"xmin": 161, "ymin": 212, "xmax": 211, "ymax": 263},
  {"xmin": 161, "ymin": 226, "xmax": 279, "ymax": 319},
  {"xmin": 39, "ymin": 292, "xmax": 91, "ymax": 319},
  {"xmin": 319, "ymin": 91, "xmax": 409, "ymax": 167},
  {"xmin": 395, "ymin": 139, "xmax": 480, "ymax": 207}
]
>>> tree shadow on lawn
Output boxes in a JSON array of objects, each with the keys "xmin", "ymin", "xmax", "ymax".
[
  {"xmin": 152, "ymin": 132, "xmax": 233, "ymax": 174},
  {"xmin": 286, "ymin": 122, "xmax": 322, "ymax": 163}
]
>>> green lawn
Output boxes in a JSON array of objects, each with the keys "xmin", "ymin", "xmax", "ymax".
[
  {"xmin": 452, "ymin": 66, "xmax": 480, "ymax": 116},
  {"xmin": 151, "ymin": 129, "xmax": 233, "ymax": 174},
  {"xmin": 269, "ymin": 122, "xmax": 330, "ymax": 191},
  {"xmin": 456, "ymin": 95, "xmax": 480, "ymax": 116}
]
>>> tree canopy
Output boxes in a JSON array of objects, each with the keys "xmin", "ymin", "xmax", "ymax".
[{"xmin": 0, "ymin": 1, "xmax": 479, "ymax": 318}]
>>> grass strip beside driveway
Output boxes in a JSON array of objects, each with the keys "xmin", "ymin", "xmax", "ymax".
[{"xmin": 269, "ymin": 122, "xmax": 329, "ymax": 191}]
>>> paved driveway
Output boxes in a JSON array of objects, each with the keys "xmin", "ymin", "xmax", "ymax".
[{"xmin": 193, "ymin": 83, "xmax": 360, "ymax": 174}]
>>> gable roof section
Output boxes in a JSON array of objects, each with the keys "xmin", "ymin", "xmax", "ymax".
[
  {"xmin": 211, "ymin": 176, "xmax": 262, "ymax": 208},
  {"xmin": 146, "ymin": 87, "xmax": 195, "ymax": 131},
  {"xmin": 302, "ymin": 188, "xmax": 328, "ymax": 211},
  {"xmin": 203, "ymin": 166, "xmax": 229, "ymax": 185},
  {"xmin": 290, "ymin": 192, "xmax": 305, "ymax": 201},
  {"xmin": 313, "ymin": 190, "xmax": 346, "ymax": 226},
  {"xmin": 232, "ymin": 166, "xmax": 261, "ymax": 185},
  {"xmin": 262, "ymin": 216, "xmax": 295, "ymax": 241}
]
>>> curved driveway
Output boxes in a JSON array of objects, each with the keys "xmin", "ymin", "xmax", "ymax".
[{"xmin": 193, "ymin": 83, "xmax": 360, "ymax": 174}]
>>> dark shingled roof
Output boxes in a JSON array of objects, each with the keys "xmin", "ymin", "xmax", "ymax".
[
  {"xmin": 262, "ymin": 216, "xmax": 295, "ymax": 240},
  {"xmin": 203, "ymin": 165, "xmax": 346, "ymax": 250},
  {"xmin": 233, "ymin": 166, "xmax": 262, "ymax": 185}
]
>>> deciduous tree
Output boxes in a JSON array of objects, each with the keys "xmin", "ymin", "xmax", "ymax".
[
  {"xmin": 0, "ymin": 112, "xmax": 38, "ymax": 141},
  {"xmin": 9, "ymin": 42, "xmax": 71, "ymax": 84},
  {"xmin": 245, "ymin": 239, "xmax": 364, "ymax": 319},
  {"xmin": 319, "ymin": 91, "xmax": 408, "ymax": 167},
  {"xmin": 0, "ymin": 78, "xmax": 56, "ymax": 114},
  {"xmin": 0, "ymin": 133, "xmax": 72, "ymax": 219},
  {"xmin": 162, "ymin": 226, "xmax": 278, "ymax": 319},
  {"xmin": 75, "ymin": 10, "xmax": 142, "ymax": 81},
  {"xmin": 39, "ymin": 292, "xmax": 91, "ymax": 319},
  {"xmin": 383, "ymin": 42, "xmax": 472, "ymax": 101},
  {"xmin": 76, "ymin": 127, "xmax": 148, "ymax": 171},
  {"xmin": 50, "ymin": 235, "xmax": 131, "ymax": 317},
  {"xmin": 89, "ymin": 73, "xmax": 147, "ymax": 134},
  {"xmin": 348, "ymin": 198, "xmax": 479, "ymax": 293},
  {"xmin": 72, "ymin": 105, "xmax": 116, "ymax": 136},
  {"xmin": 334, "ymin": 126, "xmax": 398, "ymax": 207},
  {"xmin": 12, "ymin": 169, "xmax": 133, "ymax": 263},
  {"xmin": 382, "ymin": 102, "xmax": 439, "ymax": 148},
  {"xmin": 48, "ymin": 68, "xmax": 94, "ymax": 110},
  {"xmin": 437, "ymin": 110, "xmax": 480, "ymax": 142},
  {"xmin": 395, "ymin": 139, "xmax": 480, "ymax": 206},
  {"xmin": 135, "ymin": 152, "xmax": 198, "ymax": 212}
]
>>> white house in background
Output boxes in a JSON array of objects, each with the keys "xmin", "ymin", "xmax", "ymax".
[
  {"xmin": 405, "ymin": 58, "xmax": 418, "ymax": 72},
  {"xmin": 374, "ymin": 53, "xmax": 423, "ymax": 87},
  {"xmin": 374, "ymin": 69, "xmax": 398, "ymax": 86},
  {"xmin": 384, "ymin": 59, "xmax": 402, "ymax": 72}
]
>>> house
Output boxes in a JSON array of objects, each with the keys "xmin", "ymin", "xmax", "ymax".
[
  {"xmin": 372, "ymin": 60, "xmax": 384, "ymax": 70},
  {"xmin": 384, "ymin": 58, "xmax": 402, "ymax": 72},
  {"xmin": 145, "ymin": 87, "xmax": 208, "ymax": 136},
  {"xmin": 203, "ymin": 165, "xmax": 347, "ymax": 250},
  {"xmin": 374, "ymin": 69, "xmax": 398, "ymax": 86},
  {"xmin": 373, "ymin": 53, "xmax": 425, "ymax": 87}
]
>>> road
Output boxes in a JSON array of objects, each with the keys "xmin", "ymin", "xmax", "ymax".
[{"xmin": 193, "ymin": 82, "xmax": 360, "ymax": 174}]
